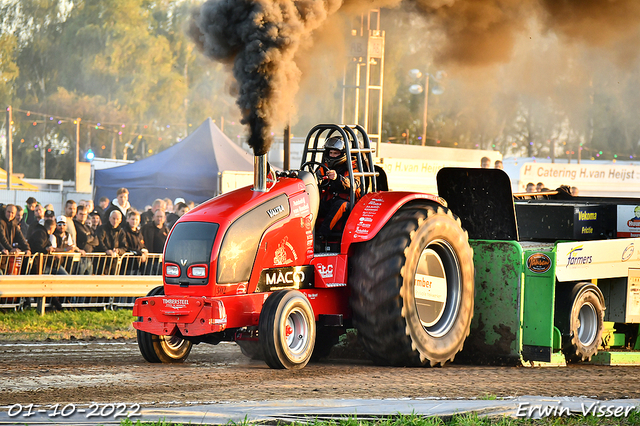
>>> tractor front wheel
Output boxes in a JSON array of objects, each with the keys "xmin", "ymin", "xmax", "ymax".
[
  {"xmin": 259, "ymin": 290, "xmax": 316, "ymax": 369},
  {"xmin": 136, "ymin": 286, "xmax": 193, "ymax": 363}
]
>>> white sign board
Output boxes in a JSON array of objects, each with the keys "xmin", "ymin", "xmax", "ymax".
[
  {"xmin": 519, "ymin": 162, "xmax": 640, "ymax": 196},
  {"xmin": 219, "ymin": 171, "xmax": 253, "ymax": 194},
  {"xmin": 377, "ymin": 158, "xmax": 479, "ymax": 194},
  {"xmin": 555, "ymin": 238, "xmax": 640, "ymax": 282}
]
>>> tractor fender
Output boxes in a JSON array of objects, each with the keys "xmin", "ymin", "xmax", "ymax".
[{"xmin": 340, "ymin": 191, "xmax": 445, "ymax": 253}]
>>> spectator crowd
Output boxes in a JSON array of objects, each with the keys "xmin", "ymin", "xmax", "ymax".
[{"xmin": 0, "ymin": 191, "xmax": 197, "ymax": 270}]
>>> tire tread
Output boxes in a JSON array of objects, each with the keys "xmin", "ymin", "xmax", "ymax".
[{"xmin": 349, "ymin": 202, "xmax": 474, "ymax": 367}]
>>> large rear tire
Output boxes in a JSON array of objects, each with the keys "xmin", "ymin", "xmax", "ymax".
[
  {"xmin": 562, "ymin": 287, "xmax": 604, "ymax": 363},
  {"xmin": 136, "ymin": 286, "xmax": 193, "ymax": 363},
  {"xmin": 259, "ymin": 290, "xmax": 316, "ymax": 369},
  {"xmin": 349, "ymin": 201, "xmax": 474, "ymax": 366}
]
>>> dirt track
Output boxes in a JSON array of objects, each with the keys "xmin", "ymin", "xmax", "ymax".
[{"xmin": 1, "ymin": 340, "xmax": 640, "ymax": 408}]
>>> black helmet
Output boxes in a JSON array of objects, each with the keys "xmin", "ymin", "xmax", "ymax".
[{"xmin": 323, "ymin": 136, "xmax": 347, "ymax": 168}]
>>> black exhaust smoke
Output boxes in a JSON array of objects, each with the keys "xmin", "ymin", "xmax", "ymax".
[
  {"xmin": 190, "ymin": 0, "xmax": 342, "ymax": 157},
  {"xmin": 189, "ymin": 0, "xmax": 640, "ymax": 156}
]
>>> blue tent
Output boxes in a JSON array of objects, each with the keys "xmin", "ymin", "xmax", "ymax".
[{"xmin": 93, "ymin": 118, "xmax": 254, "ymax": 210}]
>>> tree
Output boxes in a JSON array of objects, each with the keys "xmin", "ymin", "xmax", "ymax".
[{"xmin": 0, "ymin": 34, "xmax": 19, "ymax": 106}]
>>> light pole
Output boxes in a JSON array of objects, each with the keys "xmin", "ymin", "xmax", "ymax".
[
  {"xmin": 5, "ymin": 106, "xmax": 12, "ymax": 189},
  {"xmin": 409, "ymin": 69, "xmax": 444, "ymax": 146}
]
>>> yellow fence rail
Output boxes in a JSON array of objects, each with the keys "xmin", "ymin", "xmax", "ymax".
[
  {"xmin": 0, "ymin": 252, "xmax": 164, "ymax": 315},
  {"xmin": 0, "ymin": 275, "xmax": 162, "ymax": 297}
]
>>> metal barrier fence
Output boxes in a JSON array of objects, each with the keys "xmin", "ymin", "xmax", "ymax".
[{"xmin": 0, "ymin": 253, "xmax": 163, "ymax": 314}]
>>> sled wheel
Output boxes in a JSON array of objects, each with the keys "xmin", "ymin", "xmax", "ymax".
[
  {"xmin": 349, "ymin": 201, "xmax": 474, "ymax": 366},
  {"xmin": 259, "ymin": 290, "xmax": 316, "ymax": 369},
  {"xmin": 563, "ymin": 287, "xmax": 604, "ymax": 363},
  {"xmin": 136, "ymin": 286, "xmax": 193, "ymax": 363}
]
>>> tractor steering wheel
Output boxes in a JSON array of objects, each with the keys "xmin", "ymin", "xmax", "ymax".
[{"xmin": 300, "ymin": 161, "xmax": 331, "ymax": 188}]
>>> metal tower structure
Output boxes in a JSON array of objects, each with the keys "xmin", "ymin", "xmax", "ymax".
[{"xmin": 341, "ymin": 9, "xmax": 385, "ymax": 156}]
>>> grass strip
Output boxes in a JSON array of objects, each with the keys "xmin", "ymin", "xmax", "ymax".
[
  {"xmin": 0, "ymin": 308, "xmax": 136, "ymax": 340},
  {"xmin": 117, "ymin": 410, "xmax": 640, "ymax": 426}
]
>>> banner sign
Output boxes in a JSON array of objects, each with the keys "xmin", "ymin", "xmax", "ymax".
[
  {"xmin": 556, "ymin": 239, "xmax": 640, "ymax": 282},
  {"xmin": 378, "ymin": 158, "xmax": 478, "ymax": 193},
  {"xmin": 519, "ymin": 162, "xmax": 640, "ymax": 193},
  {"xmin": 617, "ymin": 205, "xmax": 640, "ymax": 238}
]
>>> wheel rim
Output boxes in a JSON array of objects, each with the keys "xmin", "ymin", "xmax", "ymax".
[
  {"xmin": 161, "ymin": 334, "xmax": 188, "ymax": 353},
  {"xmin": 413, "ymin": 240, "xmax": 461, "ymax": 338},
  {"xmin": 284, "ymin": 308, "xmax": 310, "ymax": 356},
  {"xmin": 577, "ymin": 301, "xmax": 598, "ymax": 346}
]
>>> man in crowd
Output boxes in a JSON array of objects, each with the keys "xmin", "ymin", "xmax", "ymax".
[
  {"xmin": 163, "ymin": 198, "xmax": 173, "ymax": 218},
  {"xmin": 96, "ymin": 210, "xmax": 126, "ymax": 256},
  {"xmin": 83, "ymin": 199, "xmax": 96, "ymax": 216},
  {"xmin": 63, "ymin": 200, "xmax": 78, "ymax": 245},
  {"xmin": 494, "ymin": 160, "xmax": 504, "ymax": 170},
  {"xmin": 480, "ymin": 156, "xmax": 491, "ymax": 168},
  {"xmin": 104, "ymin": 188, "xmax": 132, "ymax": 224},
  {"xmin": 74, "ymin": 205, "xmax": 97, "ymax": 274},
  {"xmin": 27, "ymin": 219, "xmax": 55, "ymax": 255},
  {"xmin": 16, "ymin": 208, "xmax": 28, "ymax": 237},
  {"xmin": 74, "ymin": 205, "xmax": 98, "ymax": 253},
  {"xmin": 141, "ymin": 209, "xmax": 168, "ymax": 254},
  {"xmin": 24, "ymin": 197, "xmax": 38, "ymax": 225},
  {"xmin": 122, "ymin": 211, "xmax": 148, "ymax": 256},
  {"xmin": 89, "ymin": 212, "xmax": 101, "ymax": 232},
  {"xmin": 95, "ymin": 197, "xmax": 109, "ymax": 218},
  {"xmin": 54, "ymin": 216, "xmax": 76, "ymax": 253},
  {"xmin": 38, "ymin": 209, "xmax": 57, "ymax": 248},
  {"xmin": 27, "ymin": 218, "xmax": 66, "ymax": 308},
  {"xmin": 0, "ymin": 204, "xmax": 31, "ymax": 255},
  {"xmin": 122, "ymin": 210, "xmax": 148, "ymax": 275},
  {"xmin": 166, "ymin": 202, "xmax": 189, "ymax": 229},
  {"xmin": 140, "ymin": 199, "xmax": 166, "ymax": 228},
  {"xmin": 26, "ymin": 204, "xmax": 45, "ymax": 238},
  {"xmin": 525, "ymin": 182, "xmax": 535, "ymax": 193}
]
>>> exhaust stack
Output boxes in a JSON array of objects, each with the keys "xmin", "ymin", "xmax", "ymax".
[{"xmin": 253, "ymin": 154, "xmax": 268, "ymax": 192}]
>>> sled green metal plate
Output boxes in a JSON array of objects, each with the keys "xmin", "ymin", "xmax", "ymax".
[
  {"xmin": 524, "ymin": 352, "xmax": 566, "ymax": 367},
  {"xmin": 588, "ymin": 351, "xmax": 640, "ymax": 366},
  {"xmin": 458, "ymin": 240, "xmax": 523, "ymax": 365},
  {"xmin": 521, "ymin": 248, "xmax": 556, "ymax": 361}
]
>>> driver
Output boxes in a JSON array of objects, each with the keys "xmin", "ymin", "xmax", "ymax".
[{"xmin": 316, "ymin": 136, "xmax": 361, "ymax": 240}]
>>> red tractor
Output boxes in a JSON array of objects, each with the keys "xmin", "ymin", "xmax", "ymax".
[{"xmin": 133, "ymin": 124, "xmax": 475, "ymax": 369}]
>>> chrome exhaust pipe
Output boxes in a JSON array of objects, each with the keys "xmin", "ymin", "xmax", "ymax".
[{"xmin": 253, "ymin": 154, "xmax": 268, "ymax": 192}]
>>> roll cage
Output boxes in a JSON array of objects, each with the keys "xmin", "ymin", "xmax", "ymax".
[{"xmin": 300, "ymin": 124, "xmax": 378, "ymax": 212}]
